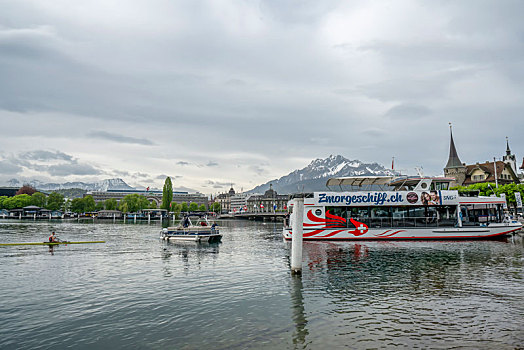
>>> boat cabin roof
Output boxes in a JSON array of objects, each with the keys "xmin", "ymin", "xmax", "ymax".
[
  {"xmin": 326, "ymin": 176, "xmax": 394, "ymax": 188},
  {"xmin": 326, "ymin": 175, "xmax": 455, "ymax": 191}
]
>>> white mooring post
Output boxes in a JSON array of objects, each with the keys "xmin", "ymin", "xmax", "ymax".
[
  {"xmin": 34, "ymin": 213, "xmax": 36, "ymax": 221},
  {"xmin": 134, "ymin": 215, "xmax": 137, "ymax": 224},
  {"xmin": 291, "ymin": 197, "xmax": 304, "ymax": 275},
  {"xmin": 148, "ymin": 213, "xmax": 151, "ymax": 224},
  {"xmin": 113, "ymin": 213, "xmax": 116, "ymax": 223}
]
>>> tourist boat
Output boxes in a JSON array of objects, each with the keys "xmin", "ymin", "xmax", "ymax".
[
  {"xmin": 160, "ymin": 214, "xmax": 221, "ymax": 243},
  {"xmin": 283, "ymin": 176, "xmax": 522, "ymax": 240}
]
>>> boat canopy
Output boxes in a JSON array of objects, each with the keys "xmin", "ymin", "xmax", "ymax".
[{"xmin": 326, "ymin": 176, "xmax": 395, "ymax": 187}]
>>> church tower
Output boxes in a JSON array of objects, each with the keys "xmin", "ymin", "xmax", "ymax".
[
  {"xmin": 502, "ymin": 137, "xmax": 517, "ymax": 174},
  {"xmin": 443, "ymin": 124, "xmax": 467, "ymax": 187}
]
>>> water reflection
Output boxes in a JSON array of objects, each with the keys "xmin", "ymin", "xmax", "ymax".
[
  {"xmin": 301, "ymin": 239, "xmax": 522, "ymax": 297},
  {"xmin": 290, "ymin": 275, "xmax": 308, "ymax": 349},
  {"xmin": 160, "ymin": 241, "xmax": 220, "ymax": 277}
]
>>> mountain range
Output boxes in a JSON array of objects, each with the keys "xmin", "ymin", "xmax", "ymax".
[
  {"xmin": 247, "ymin": 155, "xmax": 395, "ymax": 194},
  {"xmin": 6, "ymin": 178, "xmax": 135, "ymax": 191},
  {"xmin": 5, "ymin": 155, "xmax": 395, "ymax": 195}
]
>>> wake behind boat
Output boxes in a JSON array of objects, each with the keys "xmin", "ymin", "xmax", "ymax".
[
  {"xmin": 160, "ymin": 214, "xmax": 221, "ymax": 243},
  {"xmin": 283, "ymin": 176, "xmax": 522, "ymax": 240}
]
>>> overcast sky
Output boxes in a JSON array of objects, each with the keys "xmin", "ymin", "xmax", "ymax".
[{"xmin": 1, "ymin": 0, "xmax": 523, "ymax": 193}]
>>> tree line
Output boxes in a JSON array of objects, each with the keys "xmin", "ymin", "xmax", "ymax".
[{"xmin": 451, "ymin": 182, "xmax": 524, "ymax": 212}]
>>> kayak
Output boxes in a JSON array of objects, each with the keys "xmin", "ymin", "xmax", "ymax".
[{"xmin": 0, "ymin": 241, "xmax": 105, "ymax": 246}]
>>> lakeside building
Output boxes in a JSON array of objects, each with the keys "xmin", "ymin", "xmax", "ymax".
[
  {"xmin": 230, "ymin": 192, "xmax": 249, "ymax": 213},
  {"xmin": 444, "ymin": 128, "xmax": 521, "ymax": 186},
  {"xmin": 0, "ymin": 187, "xmax": 19, "ymax": 197},
  {"xmin": 86, "ymin": 189, "xmax": 208, "ymax": 208},
  {"xmin": 245, "ymin": 185, "xmax": 289, "ymax": 213},
  {"xmin": 216, "ymin": 187, "xmax": 236, "ymax": 213},
  {"xmin": 218, "ymin": 184, "xmax": 290, "ymax": 214}
]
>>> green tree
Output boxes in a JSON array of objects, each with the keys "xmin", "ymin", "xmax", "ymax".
[
  {"xmin": 180, "ymin": 202, "xmax": 188, "ymax": 212},
  {"xmin": 119, "ymin": 202, "xmax": 129, "ymax": 214},
  {"xmin": 95, "ymin": 202, "xmax": 104, "ymax": 211},
  {"xmin": 83, "ymin": 196, "xmax": 96, "ymax": 212},
  {"xmin": 71, "ymin": 198, "xmax": 85, "ymax": 213},
  {"xmin": 198, "ymin": 204, "xmax": 206, "ymax": 212},
  {"xmin": 121, "ymin": 194, "xmax": 139, "ymax": 212},
  {"xmin": 138, "ymin": 196, "xmax": 150, "ymax": 211},
  {"xmin": 149, "ymin": 200, "xmax": 158, "ymax": 209},
  {"xmin": 4, "ymin": 194, "xmax": 32, "ymax": 209},
  {"xmin": 188, "ymin": 202, "xmax": 198, "ymax": 212},
  {"xmin": 0, "ymin": 196, "xmax": 7, "ymax": 209},
  {"xmin": 30, "ymin": 192, "xmax": 47, "ymax": 207},
  {"xmin": 46, "ymin": 192, "xmax": 65, "ymax": 211},
  {"xmin": 211, "ymin": 202, "xmax": 221, "ymax": 213},
  {"xmin": 105, "ymin": 198, "xmax": 118, "ymax": 210},
  {"xmin": 161, "ymin": 177, "xmax": 173, "ymax": 211}
]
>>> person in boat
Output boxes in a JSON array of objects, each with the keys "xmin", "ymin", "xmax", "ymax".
[
  {"xmin": 200, "ymin": 221, "xmax": 207, "ymax": 226},
  {"xmin": 48, "ymin": 232, "xmax": 58, "ymax": 243},
  {"xmin": 182, "ymin": 216, "xmax": 190, "ymax": 228}
]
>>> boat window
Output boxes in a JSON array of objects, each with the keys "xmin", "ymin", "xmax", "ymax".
[
  {"xmin": 462, "ymin": 203, "xmax": 502, "ymax": 225},
  {"xmin": 436, "ymin": 205, "xmax": 456, "ymax": 226},
  {"xmin": 371, "ymin": 207, "xmax": 391, "ymax": 218},
  {"xmin": 370, "ymin": 207, "xmax": 391, "ymax": 228},
  {"xmin": 347, "ymin": 207, "xmax": 370, "ymax": 220},
  {"xmin": 327, "ymin": 207, "xmax": 347, "ymax": 221}
]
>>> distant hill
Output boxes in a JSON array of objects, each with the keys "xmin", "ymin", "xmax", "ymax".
[
  {"xmin": 5, "ymin": 178, "xmax": 199, "ymax": 195},
  {"xmin": 8, "ymin": 178, "xmax": 135, "ymax": 192},
  {"xmin": 54, "ymin": 188, "xmax": 88, "ymax": 199},
  {"xmin": 248, "ymin": 155, "xmax": 395, "ymax": 194}
]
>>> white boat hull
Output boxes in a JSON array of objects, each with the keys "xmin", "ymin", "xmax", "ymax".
[{"xmin": 283, "ymin": 223, "xmax": 522, "ymax": 240}]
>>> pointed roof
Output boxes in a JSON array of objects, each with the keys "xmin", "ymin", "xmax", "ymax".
[
  {"xmin": 445, "ymin": 125, "xmax": 464, "ymax": 168},
  {"xmin": 506, "ymin": 136, "xmax": 511, "ymax": 155}
]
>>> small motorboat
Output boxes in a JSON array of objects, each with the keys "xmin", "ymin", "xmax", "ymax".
[{"xmin": 160, "ymin": 214, "xmax": 222, "ymax": 243}]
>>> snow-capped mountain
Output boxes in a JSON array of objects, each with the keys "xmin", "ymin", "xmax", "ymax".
[
  {"xmin": 25, "ymin": 178, "xmax": 135, "ymax": 191},
  {"xmin": 248, "ymin": 155, "xmax": 396, "ymax": 194}
]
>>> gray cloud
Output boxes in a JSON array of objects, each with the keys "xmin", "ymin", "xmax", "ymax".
[
  {"xmin": 44, "ymin": 162, "xmax": 101, "ymax": 176},
  {"xmin": 0, "ymin": 160, "xmax": 23, "ymax": 174},
  {"xmin": 20, "ymin": 150, "xmax": 73, "ymax": 161},
  {"xmin": 0, "ymin": 1, "xmax": 523, "ymax": 191},
  {"xmin": 205, "ymin": 180, "xmax": 233, "ymax": 189},
  {"xmin": 206, "ymin": 161, "xmax": 219, "ymax": 167},
  {"xmin": 249, "ymin": 165, "xmax": 267, "ymax": 176},
  {"xmin": 385, "ymin": 104, "xmax": 432, "ymax": 119},
  {"xmin": 87, "ymin": 131, "xmax": 154, "ymax": 145}
]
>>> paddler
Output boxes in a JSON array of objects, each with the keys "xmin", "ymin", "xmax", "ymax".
[{"xmin": 48, "ymin": 232, "xmax": 58, "ymax": 243}]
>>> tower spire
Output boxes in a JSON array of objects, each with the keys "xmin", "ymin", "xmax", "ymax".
[
  {"xmin": 506, "ymin": 136, "xmax": 511, "ymax": 155},
  {"xmin": 445, "ymin": 123, "xmax": 463, "ymax": 168}
]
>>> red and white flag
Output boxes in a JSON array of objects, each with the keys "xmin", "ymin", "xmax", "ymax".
[{"xmin": 260, "ymin": 204, "xmax": 264, "ymax": 208}]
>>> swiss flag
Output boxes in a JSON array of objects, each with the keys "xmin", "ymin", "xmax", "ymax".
[{"xmin": 260, "ymin": 204, "xmax": 264, "ymax": 208}]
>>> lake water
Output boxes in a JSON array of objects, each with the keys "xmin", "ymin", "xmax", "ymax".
[{"xmin": 0, "ymin": 219, "xmax": 523, "ymax": 349}]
